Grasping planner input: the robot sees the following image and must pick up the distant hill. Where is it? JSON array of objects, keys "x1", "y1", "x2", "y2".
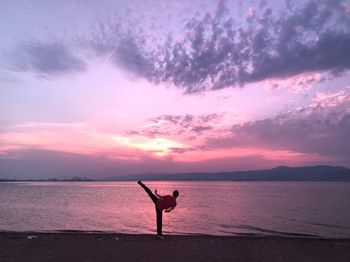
[{"x1": 102, "y1": 165, "x2": 350, "y2": 181}]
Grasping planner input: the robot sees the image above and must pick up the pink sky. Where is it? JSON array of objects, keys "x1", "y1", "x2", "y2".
[{"x1": 1, "y1": 0, "x2": 350, "y2": 179}]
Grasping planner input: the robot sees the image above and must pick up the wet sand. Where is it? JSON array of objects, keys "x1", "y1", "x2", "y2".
[{"x1": 0, "y1": 232, "x2": 349, "y2": 262}]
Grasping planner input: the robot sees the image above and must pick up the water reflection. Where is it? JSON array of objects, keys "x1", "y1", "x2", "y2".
[{"x1": 0, "y1": 181, "x2": 349, "y2": 237}]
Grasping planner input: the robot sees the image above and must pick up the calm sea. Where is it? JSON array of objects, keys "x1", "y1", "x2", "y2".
[{"x1": 0, "y1": 181, "x2": 349, "y2": 237}]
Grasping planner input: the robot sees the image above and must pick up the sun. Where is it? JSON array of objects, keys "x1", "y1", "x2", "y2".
[{"x1": 113, "y1": 136, "x2": 185, "y2": 157}]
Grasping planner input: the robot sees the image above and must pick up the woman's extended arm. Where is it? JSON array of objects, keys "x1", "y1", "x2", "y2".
[{"x1": 155, "y1": 189, "x2": 163, "y2": 198}]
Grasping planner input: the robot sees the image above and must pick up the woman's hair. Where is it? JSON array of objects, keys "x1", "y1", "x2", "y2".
[{"x1": 173, "y1": 190, "x2": 179, "y2": 198}]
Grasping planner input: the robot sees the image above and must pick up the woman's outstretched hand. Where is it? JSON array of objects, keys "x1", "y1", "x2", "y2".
[{"x1": 155, "y1": 189, "x2": 162, "y2": 198}]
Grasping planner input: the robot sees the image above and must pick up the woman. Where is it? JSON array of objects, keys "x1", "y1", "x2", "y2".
[{"x1": 138, "y1": 180, "x2": 179, "y2": 237}]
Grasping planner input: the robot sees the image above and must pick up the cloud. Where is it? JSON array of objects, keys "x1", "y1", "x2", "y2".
[
  {"x1": 11, "y1": 41, "x2": 86, "y2": 75},
  {"x1": 110, "y1": 36, "x2": 155, "y2": 78},
  {"x1": 87, "y1": 21, "x2": 157, "y2": 79},
  {"x1": 128, "y1": 114, "x2": 223, "y2": 139},
  {"x1": 5, "y1": 0, "x2": 350, "y2": 90},
  {"x1": 151, "y1": 0, "x2": 350, "y2": 92},
  {"x1": 0, "y1": 121, "x2": 151, "y2": 159},
  {"x1": 168, "y1": 147, "x2": 197, "y2": 154},
  {"x1": 0, "y1": 121, "x2": 194, "y2": 159},
  {"x1": 263, "y1": 72, "x2": 324, "y2": 93},
  {"x1": 311, "y1": 90, "x2": 350, "y2": 108},
  {"x1": 245, "y1": 6, "x2": 255, "y2": 18},
  {"x1": 203, "y1": 90, "x2": 350, "y2": 157}
]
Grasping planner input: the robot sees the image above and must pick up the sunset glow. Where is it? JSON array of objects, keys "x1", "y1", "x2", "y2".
[{"x1": 1, "y1": 0, "x2": 350, "y2": 179}]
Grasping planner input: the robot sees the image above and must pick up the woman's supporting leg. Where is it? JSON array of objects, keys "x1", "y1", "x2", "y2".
[
  {"x1": 156, "y1": 208, "x2": 163, "y2": 236},
  {"x1": 138, "y1": 181, "x2": 158, "y2": 204}
]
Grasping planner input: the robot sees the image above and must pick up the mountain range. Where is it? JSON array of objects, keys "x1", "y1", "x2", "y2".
[{"x1": 102, "y1": 165, "x2": 350, "y2": 181}]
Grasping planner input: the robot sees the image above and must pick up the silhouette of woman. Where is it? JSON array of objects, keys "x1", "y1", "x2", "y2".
[{"x1": 138, "y1": 181, "x2": 179, "y2": 236}]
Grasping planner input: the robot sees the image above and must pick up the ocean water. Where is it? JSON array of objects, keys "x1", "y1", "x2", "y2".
[{"x1": 0, "y1": 181, "x2": 349, "y2": 237}]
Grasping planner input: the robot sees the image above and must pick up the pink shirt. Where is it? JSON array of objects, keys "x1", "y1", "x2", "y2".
[{"x1": 156, "y1": 195, "x2": 177, "y2": 210}]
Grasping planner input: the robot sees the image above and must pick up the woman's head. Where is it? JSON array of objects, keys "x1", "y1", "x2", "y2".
[{"x1": 173, "y1": 190, "x2": 179, "y2": 198}]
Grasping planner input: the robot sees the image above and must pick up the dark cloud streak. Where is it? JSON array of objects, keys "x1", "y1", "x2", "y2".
[
  {"x1": 11, "y1": 41, "x2": 86, "y2": 75},
  {"x1": 88, "y1": 21, "x2": 157, "y2": 79}
]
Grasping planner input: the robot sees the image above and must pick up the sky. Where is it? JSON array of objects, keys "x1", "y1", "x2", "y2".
[{"x1": 1, "y1": 0, "x2": 350, "y2": 179}]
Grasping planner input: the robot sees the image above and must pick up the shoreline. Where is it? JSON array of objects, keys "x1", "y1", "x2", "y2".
[
  {"x1": 0, "y1": 229, "x2": 343, "y2": 239},
  {"x1": 1, "y1": 231, "x2": 349, "y2": 262},
  {"x1": 1, "y1": 229, "x2": 349, "y2": 239}
]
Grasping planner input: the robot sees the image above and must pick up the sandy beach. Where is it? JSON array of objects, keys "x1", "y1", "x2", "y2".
[{"x1": 0, "y1": 232, "x2": 349, "y2": 262}]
